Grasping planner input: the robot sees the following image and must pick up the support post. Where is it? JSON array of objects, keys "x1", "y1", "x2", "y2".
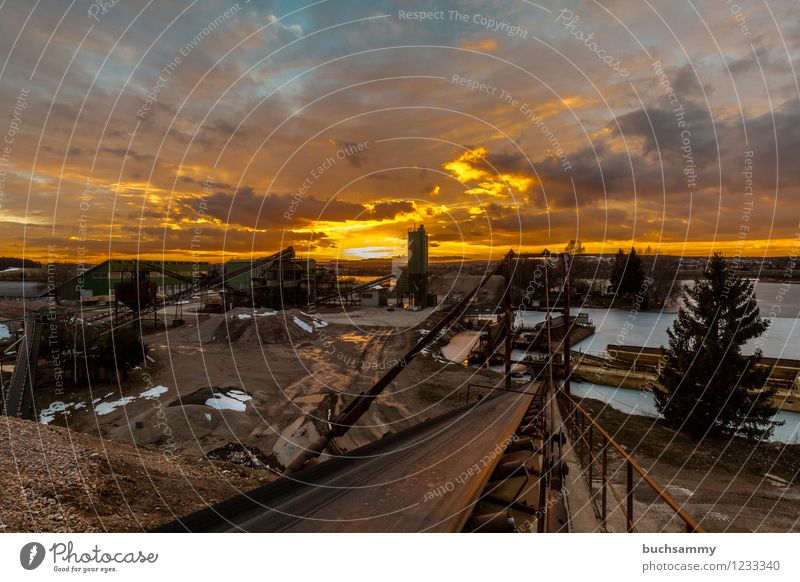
[
  {"x1": 626, "y1": 461, "x2": 634, "y2": 532},
  {"x1": 562, "y1": 253, "x2": 571, "y2": 396},
  {"x1": 602, "y1": 443, "x2": 608, "y2": 527},
  {"x1": 503, "y1": 255, "x2": 513, "y2": 391},
  {"x1": 588, "y1": 424, "x2": 594, "y2": 490}
]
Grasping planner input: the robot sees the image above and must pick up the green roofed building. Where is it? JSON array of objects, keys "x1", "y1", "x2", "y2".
[{"x1": 54, "y1": 259, "x2": 209, "y2": 302}]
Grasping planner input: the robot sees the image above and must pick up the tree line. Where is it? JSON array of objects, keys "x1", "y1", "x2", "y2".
[{"x1": 510, "y1": 243, "x2": 780, "y2": 441}]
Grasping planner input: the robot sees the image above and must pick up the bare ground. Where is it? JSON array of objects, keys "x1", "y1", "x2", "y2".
[
  {"x1": 578, "y1": 397, "x2": 800, "y2": 532},
  {"x1": 34, "y1": 306, "x2": 498, "y2": 469}
]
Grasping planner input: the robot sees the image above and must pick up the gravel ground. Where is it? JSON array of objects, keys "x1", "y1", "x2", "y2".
[
  {"x1": 0, "y1": 415, "x2": 276, "y2": 532},
  {"x1": 578, "y1": 397, "x2": 800, "y2": 532}
]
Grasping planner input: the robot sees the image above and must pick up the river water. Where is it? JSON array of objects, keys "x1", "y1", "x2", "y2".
[
  {"x1": 570, "y1": 381, "x2": 800, "y2": 444},
  {"x1": 513, "y1": 281, "x2": 800, "y2": 443},
  {"x1": 517, "y1": 281, "x2": 800, "y2": 360}
]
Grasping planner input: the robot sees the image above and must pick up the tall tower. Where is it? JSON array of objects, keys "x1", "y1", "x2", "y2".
[{"x1": 407, "y1": 224, "x2": 428, "y2": 308}]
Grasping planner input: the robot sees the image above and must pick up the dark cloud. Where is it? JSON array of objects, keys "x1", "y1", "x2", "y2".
[
  {"x1": 2, "y1": 0, "x2": 799, "y2": 260},
  {"x1": 197, "y1": 187, "x2": 413, "y2": 228},
  {"x1": 367, "y1": 200, "x2": 414, "y2": 220}
]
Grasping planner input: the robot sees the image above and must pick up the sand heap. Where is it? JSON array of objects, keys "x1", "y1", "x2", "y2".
[
  {"x1": 208, "y1": 308, "x2": 329, "y2": 345},
  {"x1": 0, "y1": 415, "x2": 273, "y2": 532}
]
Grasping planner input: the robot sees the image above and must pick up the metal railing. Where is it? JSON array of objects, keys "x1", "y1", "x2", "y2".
[{"x1": 558, "y1": 391, "x2": 703, "y2": 533}]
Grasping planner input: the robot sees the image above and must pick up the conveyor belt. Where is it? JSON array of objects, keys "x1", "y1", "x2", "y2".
[
  {"x1": 154, "y1": 390, "x2": 533, "y2": 533},
  {"x1": 3, "y1": 313, "x2": 41, "y2": 419}
]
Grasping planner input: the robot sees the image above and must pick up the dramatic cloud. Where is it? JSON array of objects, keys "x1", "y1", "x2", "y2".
[{"x1": 1, "y1": 0, "x2": 798, "y2": 261}]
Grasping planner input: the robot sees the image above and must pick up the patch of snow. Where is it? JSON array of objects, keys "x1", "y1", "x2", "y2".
[
  {"x1": 139, "y1": 385, "x2": 169, "y2": 399},
  {"x1": 204, "y1": 413, "x2": 212, "y2": 421},
  {"x1": 205, "y1": 393, "x2": 248, "y2": 412},
  {"x1": 39, "y1": 401, "x2": 73, "y2": 425},
  {"x1": 256, "y1": 309, "x2": 277, "y2": 317},
  {"x1": 237, "y1": 313, "x2": 252, "y2": 320},
  {"x1": 292, "y1": 316, "x2": 314, "y2": 333},
  {"x1": 300, "y1": 311, "x2": 328, "y2": 329},
  {"x1": 92, "y1": 398, "x2": 101, "y2": 404},
  {"x1": 0, "y1": 324, "x2": 10, "y2": 340},
  {"x1": 104, "y1": 392, "x2": 114, "y2": 398},
  {"x1": 226, "y1": 389, "x2": 252, "y2": 402},
  {"x1": 666, "y1": 485, "x2": 695, "y2": 498},
  {"x1": 95, "y1": 396, "x2": 135, "y2": 416}
]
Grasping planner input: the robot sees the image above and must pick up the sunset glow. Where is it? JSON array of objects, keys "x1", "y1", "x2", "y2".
[{"x1": 1, "y1": 1, "x2": 797, "y2": 262}]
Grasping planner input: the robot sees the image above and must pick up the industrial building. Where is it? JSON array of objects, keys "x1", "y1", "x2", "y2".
[
  {"x1": 395, "y1": 224, "x2": 430, "y2": 308},
  {"x1": 54, "y1": 259, "x2": 208, "y2": 302},
  {"x1": 224, "y1": 256, "x2": 337, "y2": 307},
  {"x1": 52, "y1": 253, "x2": 349, "y2": 310},
  {"x1": 359, "y1": 285, "x2": 388, "y2": 307}
]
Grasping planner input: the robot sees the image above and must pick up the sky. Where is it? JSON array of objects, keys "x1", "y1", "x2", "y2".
[{"x1": 0, "y1": 0, "x2": 799, "y2": 263}]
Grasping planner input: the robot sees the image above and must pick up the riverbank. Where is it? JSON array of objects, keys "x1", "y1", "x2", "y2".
[
  {"x1": 570, "y1": 380, "x2": 800, "y2": 443},
  {"x1": 570, "y1": 356, "x2": 800, "y2": 414},
  {"x1": 576, "y1": 396, "x2": 800, "y2": 532}
]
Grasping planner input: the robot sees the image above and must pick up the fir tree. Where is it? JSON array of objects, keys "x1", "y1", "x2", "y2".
[
  {"x1": 609, "y1": 247, "x2": 648, "y2": 307},
  {"x1": 622, "y1": 247, "x2": 647, "y2": 304},
  {"x1": 610, "y1": 249, "x2": 626, "y2": 295},
  {"x1": 655, "y1": 253, "x2": 779, "y2": 439}
]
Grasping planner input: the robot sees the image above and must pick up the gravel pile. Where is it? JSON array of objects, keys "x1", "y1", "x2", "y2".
[{"x1": 0, "y1": 415, "x2": 275, "y2": 532}]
